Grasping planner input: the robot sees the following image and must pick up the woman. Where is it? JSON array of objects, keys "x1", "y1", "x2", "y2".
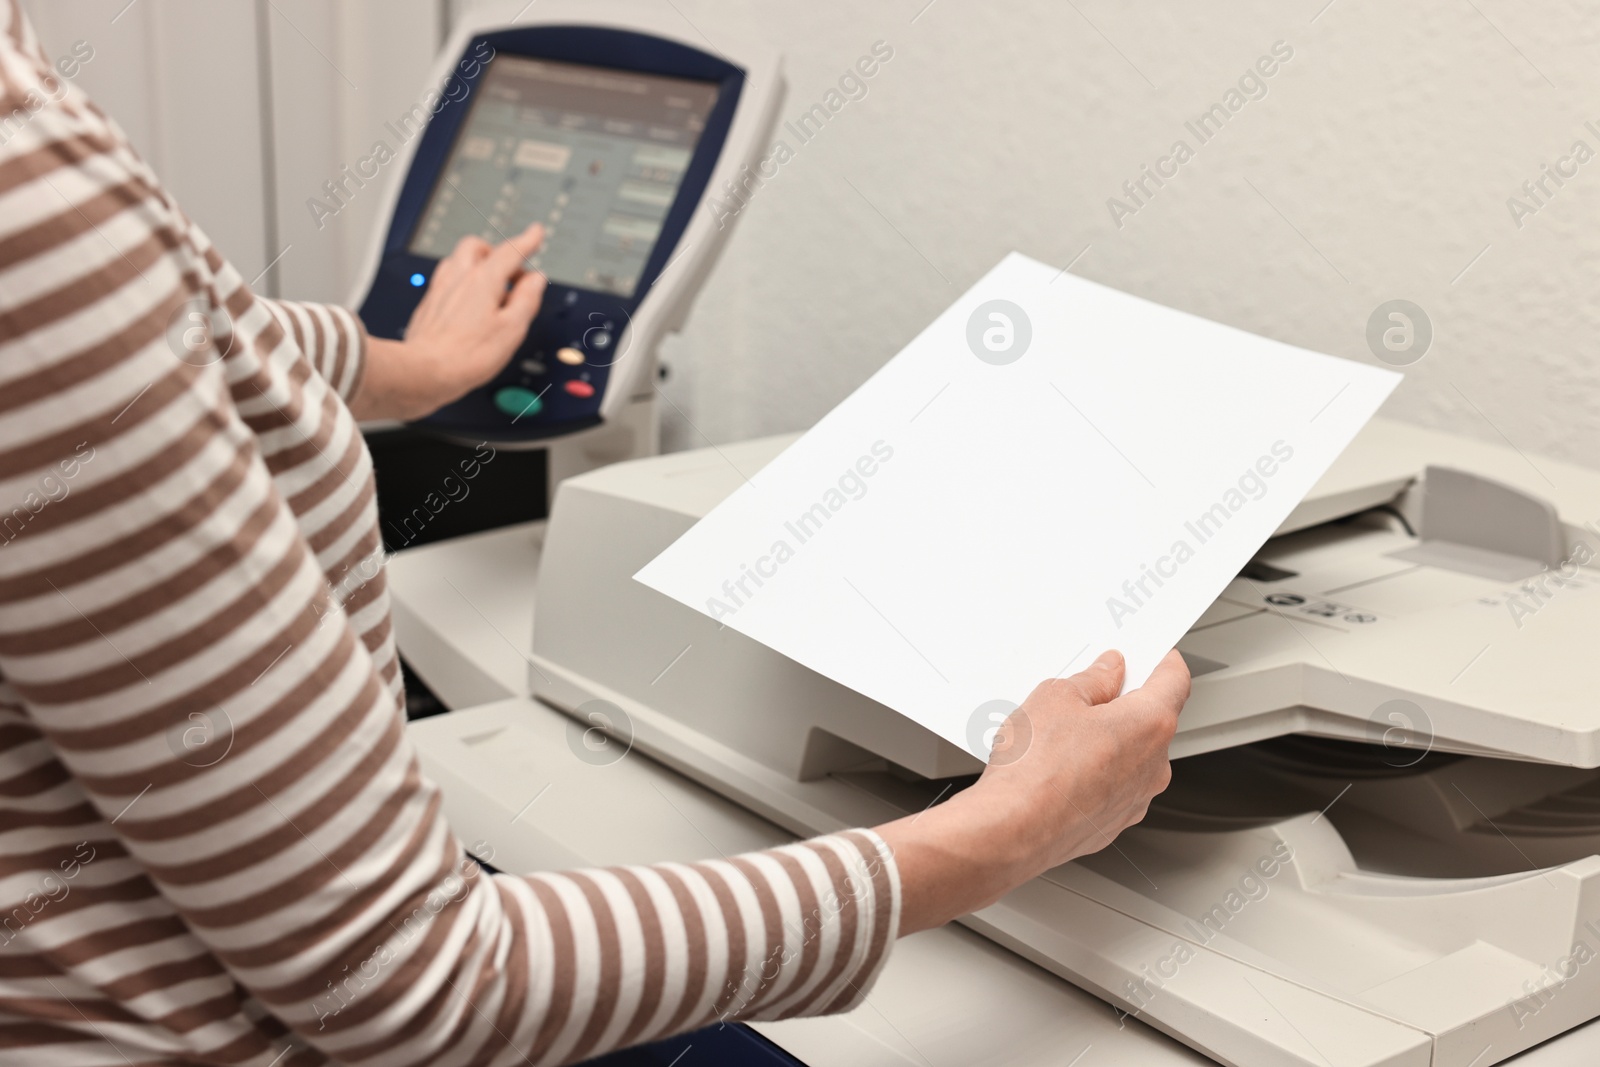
[{"x1": 0, "y1": 5, "x2": 1188, "y2": 1065}]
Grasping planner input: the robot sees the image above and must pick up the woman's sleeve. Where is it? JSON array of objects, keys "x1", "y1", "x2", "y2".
[
  {"x1": 0, "y1": 10, "x2": 900, "y2": 1067},
  {"x1": 254, "y1": 298, "x2": 368, "y2": 406},
  {"x1": 0, "y1": 284, "x2": 901, "y2": 1064}
]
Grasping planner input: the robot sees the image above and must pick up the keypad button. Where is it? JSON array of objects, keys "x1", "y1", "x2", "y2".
[
  {"x1": 556, "y1": 347, "x2": 585, "y2": 366},
  {"x1": 563, "y1": 380, "x2": 596, "y2": 399},
  {"x1": 493, "y1": 386, "x2": 543, "y2": 418}
]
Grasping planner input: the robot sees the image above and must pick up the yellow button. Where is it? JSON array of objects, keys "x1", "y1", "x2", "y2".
[{"x1": 557, "y1": 346, "x2": 586, "y2": 366}]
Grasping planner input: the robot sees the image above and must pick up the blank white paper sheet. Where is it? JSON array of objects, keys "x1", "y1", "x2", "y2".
[{"x1": 635, "y1": 252, "x2": 1401, "y2": 758}]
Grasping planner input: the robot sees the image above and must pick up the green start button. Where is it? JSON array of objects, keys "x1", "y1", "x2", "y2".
[{"x1": 493, "y1": 386, "x2": 543, "y2": 418}]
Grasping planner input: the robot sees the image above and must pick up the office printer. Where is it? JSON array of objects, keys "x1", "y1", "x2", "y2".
[{"x1": 465, "y1": 415, "x2": 1597, "y2": 1067}]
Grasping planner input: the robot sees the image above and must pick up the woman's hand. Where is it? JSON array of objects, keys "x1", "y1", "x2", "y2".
[
  {"x1": 351, "y1": 223, "x2": 548, "y2": 422},
  {"x1": 877, "y1": 649, "x2": 1190, "y2": 935}
]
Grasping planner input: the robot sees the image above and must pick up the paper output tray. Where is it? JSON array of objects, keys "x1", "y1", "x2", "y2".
[{"x1": 534, "y1": 649, "x2": 1600, "y2": 1066}]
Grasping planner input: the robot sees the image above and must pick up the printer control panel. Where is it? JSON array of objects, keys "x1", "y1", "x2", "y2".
[
  {"x1": 360, "y1": 271, "x2": 630, "y2": 435},
  {"x1": 358, "y1": 30, "x2": 745, "y2": 441}
]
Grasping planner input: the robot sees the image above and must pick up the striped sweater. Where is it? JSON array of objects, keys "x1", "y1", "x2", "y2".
[{"x1": 0, "y1": 6, "x2": 900, "y2": 1065}]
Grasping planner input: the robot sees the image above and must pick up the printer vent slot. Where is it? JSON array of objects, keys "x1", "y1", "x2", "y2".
[
  {"x1": 1251, "y1": 735, "x2": 1466, "y2": 779},
  {"x1": 1237, "y1": 559, "x2": 1298, "y2": 583},
  {"x1": 830, "y1": 767, "x2": 978, "y2": 818}
]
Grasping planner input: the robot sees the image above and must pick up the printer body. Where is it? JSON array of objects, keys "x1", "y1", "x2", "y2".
[{"x1": 526, "y1": 416, "x2": 1600, "y2": 1067}]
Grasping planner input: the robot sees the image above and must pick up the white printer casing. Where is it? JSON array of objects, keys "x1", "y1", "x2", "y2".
[{"x1": 520, "y1": 416, "x2": 1600, "y2": 1067}]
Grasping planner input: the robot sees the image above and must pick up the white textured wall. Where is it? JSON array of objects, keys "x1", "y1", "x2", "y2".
[
  {"x1": 25, "y1": 0, "x2": 1600, "y2": 471},
  {"x1": 635, "y1": 0, "x2": 1600, "y2": 471}
]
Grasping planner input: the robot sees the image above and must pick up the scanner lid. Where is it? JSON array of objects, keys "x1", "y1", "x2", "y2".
[
  {"x1": 576, "y1": 416, "x2": 1600, "y2": 768},
  {"x1": 1169, "y1": 419, "x2": 1600, "y2": 767}
]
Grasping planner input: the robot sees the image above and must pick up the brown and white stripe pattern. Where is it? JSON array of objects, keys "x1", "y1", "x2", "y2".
[{"x1": 0, "y1": 4, "x2": 900, "y2": 1064}]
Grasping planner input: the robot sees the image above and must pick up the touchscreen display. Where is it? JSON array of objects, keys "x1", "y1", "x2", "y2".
[{"x1": 410, "y1": 55, "x2": 720, "y2": 298}]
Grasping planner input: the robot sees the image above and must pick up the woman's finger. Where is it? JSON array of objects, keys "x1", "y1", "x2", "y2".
[
  {"x1": 500, "y1": 269, "x2": 548, "y2": 329},
  {"x1": 486, "y1": 222, "x2": 545, "y2": 283},
  {"x1": 1051, "y1": 649, "x2": 1125, "y2": 708},
  {"x1": 1135, "y1": 649, "x2": 1192, "y2": 717}
]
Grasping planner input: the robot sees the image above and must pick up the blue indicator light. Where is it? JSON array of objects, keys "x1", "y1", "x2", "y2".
[{"x1": 409, "y1": 273, "x2": 426, "y2": 288}]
